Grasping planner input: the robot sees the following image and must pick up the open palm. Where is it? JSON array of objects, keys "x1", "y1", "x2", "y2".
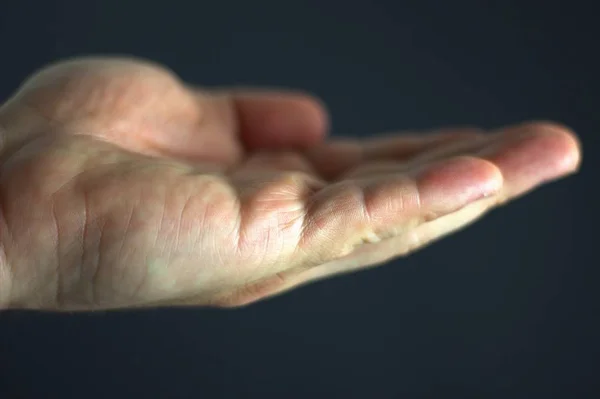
[{"x1": 0, "y1": 57, "x2": 580, "y2": 310}]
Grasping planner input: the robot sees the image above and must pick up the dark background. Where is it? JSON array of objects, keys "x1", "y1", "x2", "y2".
[{"x1": 0, "y1": 0, "x2": 597, "y2": 398}]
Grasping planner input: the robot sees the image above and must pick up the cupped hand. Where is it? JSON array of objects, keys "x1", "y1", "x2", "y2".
[{"x1": 0, "y1": 57, "x2": 581, "y2": 310}]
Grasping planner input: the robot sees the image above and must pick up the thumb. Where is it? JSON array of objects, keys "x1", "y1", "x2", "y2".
[{"x1": 201, "y1": 88, "x2": 330, "y2": 151}]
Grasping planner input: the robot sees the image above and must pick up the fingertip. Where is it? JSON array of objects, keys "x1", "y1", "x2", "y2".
[
  {"x1": 485, "y1": 121, "x2": 582, "y2": 197},
  {"x1": 502, "y1": 121, "x2": 581, "y2": 172},
  {"x1": 530, "y1": 121, "x2": 582, "y2": 174}
]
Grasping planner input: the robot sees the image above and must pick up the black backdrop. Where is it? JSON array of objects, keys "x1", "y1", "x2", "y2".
[{"x1": 0, "y1": 1, "x2": 598, "y2": 398}]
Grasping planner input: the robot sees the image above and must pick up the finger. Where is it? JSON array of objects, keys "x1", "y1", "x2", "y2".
[
  {"x1": 475, "y1": 122, "x2": 581, "y2": 198},
  {"x1": 400, "y1": 121, "x2": 579, "y2": 174},
  {"x1": 405, "y1": 122, "x2": 580, "y2": 198},
  {"x1": 299, "y1": 156, "x2": 503, "y2": 266},
  {"x1": 288, "y1": 124, "x2": 581, "y2": 284},
  {"x1": 362, "y1": 127, "x2": 484, "y2": 159},
  {"x1": 345, "y1": 122, "x2": 580, "y2": 185},
  {"x1": 124, "y1": 87, "x2": 329, "y2": 165},
  {"x1": 306, "y1": 127, "x2": 485, "y2": 179},
  {"x1": 271, "y1": 197, "x2": 495, "y2": 294},
  {"x1": 199, "y1": 88, "x2": 330, "y2": 151}
]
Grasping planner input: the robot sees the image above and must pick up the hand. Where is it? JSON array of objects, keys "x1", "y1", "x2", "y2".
[{"x1": 0, "y1": 57, "x2": 581, "y2": 311}]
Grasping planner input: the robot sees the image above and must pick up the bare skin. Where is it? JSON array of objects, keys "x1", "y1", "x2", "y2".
[{"x1": 0, "y1": 57, "x2": 581, "y2": 311}]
